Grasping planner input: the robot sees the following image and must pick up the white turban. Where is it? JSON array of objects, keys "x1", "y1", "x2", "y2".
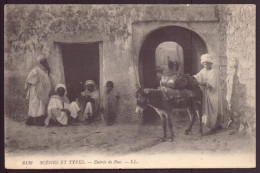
[
  {"x1": 37, "y1": 55, "x2": 46, "y2": 63},
  {"x1": 201, "y1": 54, "x2": 214, "y2": 64},
  {"x1": 55, "y1": 83, "x2": 67, "y2": 93},
  {"x1": 85, "y1": 80, "x2": 95, "y2": 86}
]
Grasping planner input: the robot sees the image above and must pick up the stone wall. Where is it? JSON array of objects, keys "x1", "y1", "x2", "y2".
[
  {"x1": 218, "y1": 5, "x2": 256, "y2": 135},
  {"x1": 4, "y1": 5, "x2": 255, "y2": 128}
]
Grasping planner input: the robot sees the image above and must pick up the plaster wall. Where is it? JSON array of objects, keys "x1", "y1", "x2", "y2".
[
  {"x1": 218, "y1": 5, "x2": 256, "y2": 135},
  {"x1": 4, "y1": 5, "x2": 255, "y2": 129}
]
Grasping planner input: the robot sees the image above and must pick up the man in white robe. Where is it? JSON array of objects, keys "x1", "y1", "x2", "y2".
[
  {"x1": 78, "y1": 80, "x2": 99, "y2": 123},
  {"x1": 45, "y1": 84, "x2": 80, "y2": 126},
  {"x1": 194, "y1": 54, "x2": 223, "y2": 134},
  {"x1": 24, "y1": 56, "x2": 51, "y2": 125}
]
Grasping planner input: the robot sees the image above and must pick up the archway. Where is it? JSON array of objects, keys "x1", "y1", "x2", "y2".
[{"x1": 138, "y1": 26, "x2": 208, "y2": 88}]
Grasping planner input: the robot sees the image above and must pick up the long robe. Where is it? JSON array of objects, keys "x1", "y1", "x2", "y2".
[
  {"x1": 81, "y1": 89, "x2": 99, "y2": 108},
  {"x1": 47, "y1": 95, "x2": 80, "y2": 125},
  {"x1": 101, "y1": 89, "x2": 119, "y2": 119},
  {"x1": 194, "y1": 68, "x2": 223, "y2": 127},
  {"x1": 78, "y1": 89, "x2": 99, "y2": 121},
  {"x1": 25, "y1": 65, "x2": 51, "y2": 117}
]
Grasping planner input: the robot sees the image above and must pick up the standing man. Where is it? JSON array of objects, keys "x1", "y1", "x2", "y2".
[
  {"x1": 194, "y1": 54, "x2": 223, "y2": 135},
  {"x1": 24, "y1": 56, "x2": 51, "y2": 126}
]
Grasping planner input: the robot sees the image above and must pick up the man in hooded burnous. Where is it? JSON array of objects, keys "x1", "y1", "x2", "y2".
[
  {"x1": 194, "y1": 54, "x2": 223, "y2": 135},
  {"x1": 44, "y1": 84, "x2": 80, "y2": 126},
  {"x1": 24, "y1": 56, "x2": 51, "y2": 126},
  {"x1": 77, "y1": 80, "x2": 100, "y2": 123}
]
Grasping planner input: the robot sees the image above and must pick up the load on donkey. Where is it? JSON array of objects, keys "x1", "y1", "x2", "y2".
[{"x1": 135, "y1": 58, "x2": 203, "y2": 142}]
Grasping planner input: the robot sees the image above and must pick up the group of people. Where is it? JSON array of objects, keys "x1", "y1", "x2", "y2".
[
  {"x1": 25, "y1": 53, "x2": 223, "y2": 134},
  {"x1": 25, "y1": 56, "x2": 119, "y2": 127}
]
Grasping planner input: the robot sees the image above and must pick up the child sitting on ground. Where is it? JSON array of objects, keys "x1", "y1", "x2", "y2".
[{"x1": 101, "y1": 81, "x2": 119, "y2": 126}]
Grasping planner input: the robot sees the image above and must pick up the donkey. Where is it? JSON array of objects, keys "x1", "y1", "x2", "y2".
[{"x1": 135, "y1": 74, "x2": 203, "y2": 142}]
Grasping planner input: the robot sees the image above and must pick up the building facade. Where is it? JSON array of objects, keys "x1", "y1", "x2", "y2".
[{"x1": 4, "y1": 5, "x2": 255, "y2": 134}]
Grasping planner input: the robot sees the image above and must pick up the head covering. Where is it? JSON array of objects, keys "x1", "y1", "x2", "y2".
[
  {"x1": 55, "y1": 83, "x2": 67, "y2": 93},
  {"x1": 85, "y1": 80, "x2": 95, "y2": 86},
  {"x1": 53, "y1": 83, "x2": 69, "y2": 103},
  {"x1": 106, "y1": 81, "x2": 114, "y2": 87},
  {"x1": 37, "y1": 55, "x2": 46, "y2": 63},
  {"x1": 201, "y1": 54, "x2": 214, "y2": 64}
]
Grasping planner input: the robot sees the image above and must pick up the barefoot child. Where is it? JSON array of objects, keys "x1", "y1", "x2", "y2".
[{"x1": 101, "y1": 81, "x2": 119, "y2": 126}]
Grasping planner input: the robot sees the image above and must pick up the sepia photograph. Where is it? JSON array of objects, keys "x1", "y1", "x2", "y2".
[{"x1": 4, "y1": 4, "x2": 256, "y2": 169}]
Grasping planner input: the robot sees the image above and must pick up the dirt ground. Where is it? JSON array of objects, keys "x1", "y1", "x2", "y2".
[{"x1": 5, "y1": 114, "x2": 255, "y2": 157}]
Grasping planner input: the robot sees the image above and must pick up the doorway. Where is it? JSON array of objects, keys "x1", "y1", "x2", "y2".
[
  {"x1": 60, "y1": 43, "x2": 100, "y2": 102},
  {"x1": 138, "y1": 26, "x2": 208, "y2": 88}
]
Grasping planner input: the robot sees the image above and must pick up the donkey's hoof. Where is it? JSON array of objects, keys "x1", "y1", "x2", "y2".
[
  {"x1": 161, "y1": 138, "x2": 167, "y2": 142},
  {"x1": 185, "y1": 130, "x2": 190, "y2": 135}
]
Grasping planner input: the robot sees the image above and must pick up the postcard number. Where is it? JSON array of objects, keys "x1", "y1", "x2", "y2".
[{"x1": 22, "y1": 161, "x2": 33, "y2": 165}]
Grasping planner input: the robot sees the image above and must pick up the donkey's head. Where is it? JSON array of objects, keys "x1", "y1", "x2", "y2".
[{"x1": 135, "y1": 84, "x2": 149, "y2": 115}]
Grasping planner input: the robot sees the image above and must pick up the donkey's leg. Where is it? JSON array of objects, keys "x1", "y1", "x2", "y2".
[
  {"x1": 167, "y1": 112, "x2": 174, "y2": 142},
  {"x1": 185, "y1": 107, "x2": 195, "y2": 135},
  {"x1": 161, "y1": 113, "x2": 167, "y2": 142},
  {"x1": 195, "y1": 109, "x2": 203, "y2": 135},
  {"x1": 156, "y1": 109, "x2": 167, "y2": 142}
]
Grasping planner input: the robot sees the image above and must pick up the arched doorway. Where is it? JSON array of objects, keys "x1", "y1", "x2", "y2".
[{"x1": 138, "y1": 26, "x2": 208, "y2": 88}]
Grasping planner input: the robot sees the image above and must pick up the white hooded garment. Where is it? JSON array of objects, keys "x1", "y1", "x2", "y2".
[
  {"x1": 47, "y1": 84, "x2": 80, "y2": 125},
  {"x1": 194, "y1": 54, "x2": 223, "y2": 128},
  {"x1": 25, "y1": 64, "x2": 51, "y2": 117}
]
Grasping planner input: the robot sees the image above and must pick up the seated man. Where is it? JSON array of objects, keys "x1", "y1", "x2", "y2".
[
  {"x1": 44, "y1": 84, "x2": 80, "y2": 126},
  {"x1": 76, "y1": 80, "x2": 99, "y2": 123}
]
